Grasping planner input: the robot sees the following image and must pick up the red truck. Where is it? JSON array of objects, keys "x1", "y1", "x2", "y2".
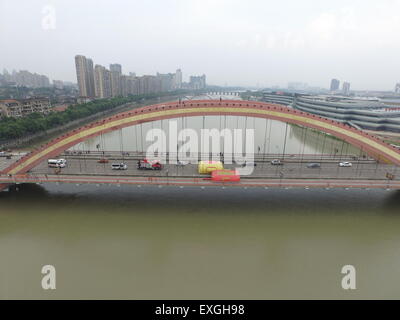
[{"x1": 137, "y1": 159, "x2": 162, "y2": 170}]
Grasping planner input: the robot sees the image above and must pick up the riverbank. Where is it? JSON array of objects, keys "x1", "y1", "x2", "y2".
[{"x1": 1, "y1": 92, "x2": 193, "y2": 152}]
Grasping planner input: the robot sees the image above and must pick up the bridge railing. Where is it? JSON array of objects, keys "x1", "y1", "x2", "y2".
[{"x1": 59, "y1": 151, "x2": 376, "y2": 163}]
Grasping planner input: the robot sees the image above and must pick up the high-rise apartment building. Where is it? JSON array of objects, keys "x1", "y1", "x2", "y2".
[
  {"x1": 94, "y1": 65, "x2": 112, "y2": 98},
  {"x1": 75, "y1": 55, "x2": 95, "y2": 97},
  {"x1": 174, "y1": 69, "x2": 182, "y2": 89},
  {"x1": 120, "y1": 75, "x2": 129, "y2": 97},
  {"x1": 157, "y1": 73, "x2": 174, "y2": 92},
  {"x1": 342, "y1": 82, "x2": 351, "y2": 96},
  {"x1": 103, "y1": 69, "x2": 112, "y2": 98},
  {"x1": 86, "y1": 58, "x2": 95, "y2": 97},
  {"x1": 109, "y1": 64, "x2": 122, "y2": 97},
  {"x1": 110, "y1": 71, "x2": 121, "y2": 97},
  {"x1": 330, "y1": 79, "x2": 340, "y2": 92},
  {"x1": 75, "y1": 55, "x2": 88, "y2": 97},
  {"x1": 127, "y1": 76, "x2": 139, "y2": 95},
  {"x1": 110, "y1": 64, "x2": 122, "y2": 74}
]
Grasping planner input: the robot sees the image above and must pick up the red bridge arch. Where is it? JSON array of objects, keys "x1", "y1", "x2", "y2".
[{"x1": 3, "y1": 99, "x2": 400, "y2": 176}]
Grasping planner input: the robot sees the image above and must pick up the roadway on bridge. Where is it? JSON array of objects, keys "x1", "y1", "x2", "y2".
[{"x1": 27, "y1": 155, "x2": 398, "y2": 181}]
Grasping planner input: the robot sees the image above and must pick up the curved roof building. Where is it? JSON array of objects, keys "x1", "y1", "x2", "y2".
[{"x1": 262, "y1": 92, "x2": 400, "y2": 133}]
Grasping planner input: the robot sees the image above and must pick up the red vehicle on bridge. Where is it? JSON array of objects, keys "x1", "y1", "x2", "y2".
[{"x1": 137, "y1": 159, "x2": 162, "y2": 171}]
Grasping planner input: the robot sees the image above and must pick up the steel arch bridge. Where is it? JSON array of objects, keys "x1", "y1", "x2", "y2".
[{"x1": 1, "y1": 100, "x2": 400, "y2": 190}]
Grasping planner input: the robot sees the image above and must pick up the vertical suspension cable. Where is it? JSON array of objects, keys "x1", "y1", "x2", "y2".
[
  {"x1": 135, "y1": 124, "x2": 138, "y2": 155},
  {"x1": 282, "y1": 122, "x2": 288, "y2": 160},
  {"x1": 262, "y1": 118, "x2": 268, "y2": 169},
  {"x1": 119, "y1": 128, "x2": 123, "y2": 161},
  {"x1": 320, "y1": 132, "x2": 327, "y2": 162},
  {"x1": 140, "y1": 123, "x2": 144, "y2": 155},
  {"x1": 267, "y1": 119, "x2": 272, "y2": 156}
]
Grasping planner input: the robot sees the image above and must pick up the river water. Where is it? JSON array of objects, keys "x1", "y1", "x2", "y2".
[
  {"x1": 71, "y1": 116, "x2": 363, "y2": 158},
  {"x1": 1, "y1": 184, "x2": 400, "y2": 299},
  {"x1": 1, "y1": 98, "x2": 400, "y2": 299}
]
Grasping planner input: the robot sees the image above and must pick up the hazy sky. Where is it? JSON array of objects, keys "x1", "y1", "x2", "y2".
[{"x1": 1, "y1": 0, "x2": 399, "y2": 90}]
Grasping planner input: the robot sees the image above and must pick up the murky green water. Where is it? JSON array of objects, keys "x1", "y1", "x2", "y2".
[
  {"x1": 72, "y1": 117, "x2": 363, "y2": 158},
  {"x1": 1, "y1": 184, "x2": 400, "y2": 299}
]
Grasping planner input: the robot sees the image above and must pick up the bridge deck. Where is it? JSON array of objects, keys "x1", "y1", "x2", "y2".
[
  {"x1": 27, "y1": 157, "x2": 399, "y2": 181},
  {"x1": 1, "y1": 155, "x2": 399, "y2": 190},
  {"x1": 0, "y1": 174, "x2": 399, "y2": 190}
]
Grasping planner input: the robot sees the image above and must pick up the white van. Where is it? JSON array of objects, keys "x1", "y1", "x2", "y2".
[{"x1": 48, "y1": 159, "x2": 66, "y2": 168}]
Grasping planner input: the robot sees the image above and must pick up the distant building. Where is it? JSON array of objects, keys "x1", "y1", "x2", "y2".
[
  {"x1": 139, "y1": 75, "x2": 161, "y2": 94},
  {"x1": 121, "y1": 75, "x2": 130, "y2": 97},
  {"x1": 262, "y1": 92, "x2": 295, "y2": 106},
  {"x1": 73, "y1": 55, "x2": 203, "y2": 98},
  {"x1": 189, "y1": 74, "x2": 206, "y2": 89},
  {"x1": 110, "y1": 71, "x2": 121, "y2": 97},
  {"x1": 0, "y1": 69, "x2": 51, "y2": 88},
  {"x1": 86, "y1": 58, "x2": 95, "y2": 97},
  {"x1": 108, "y1": 64, "x2": 122, "y2": 97},
  {"x1": 157, "y1": 72, "x2": 174, "y2": 92},
  {"x1": 94, "y1": 65, "x2": 112, "y2": 98},
  {"x1": 75, "y1": 55, "x2": 95, "y2": 97},
  {"x1": 330, "y1": 79, "x2": 340, "y2": 92},
  {"x1": 0, "y1": 98, "x2": 51, "y2": 118},
  {"x1": 174, "y1": 69, "x2": 182, "y2": 89},
  {"x1": 294, "y1": 95, "x2": 400, "y2": 133},
  {"x1": 110, "y1": 64, "x2": 122, "y2": 74},
  {"x1": 395, "y1": 83, "x2": 400, "y2": 94},
  {"x1": 288, "y1": 82, "x2": 308, "y2": 91},
  {"x1": 342, "y1": 82, "x2": 351, "y2": 96},
  {"x1": 53, "y1": 80, "x2": 64, "y2": 90}
]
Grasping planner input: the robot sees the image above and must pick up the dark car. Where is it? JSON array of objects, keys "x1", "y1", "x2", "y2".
[
  {"x1": 307, "y1": 163, "x2": 321, "y2": 169},
  {"x1": 241, "y1": 161, "x2": 257, "y2": 167}
]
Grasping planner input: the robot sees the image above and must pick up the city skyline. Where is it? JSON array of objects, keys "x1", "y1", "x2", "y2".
[
  {"x1": 2, "y1": 65, "x2": 399, "y2": 94},
  {"x1": 74, "y1": 55, "x2": 205, "y2": 98},
  {"x1": 1, "y1": 0, "x2": 400, "y2": 91}
]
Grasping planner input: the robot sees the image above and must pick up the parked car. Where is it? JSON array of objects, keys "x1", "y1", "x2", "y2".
[
  {"x1": 339, "y1": 162, "x2": 353, "y2": 167},
  {"x1": 111, "y1": 163, "x2": 127, "y2": 170},
  {"x1": 271, "y1": 159, "x2": 283, "y2": 166},
  {"x1": 176, "y1": 160, "x2": 189, "y2": 166},
  {"x1": 307, "y1": 163, "x2": 321, "y2": 169}
]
